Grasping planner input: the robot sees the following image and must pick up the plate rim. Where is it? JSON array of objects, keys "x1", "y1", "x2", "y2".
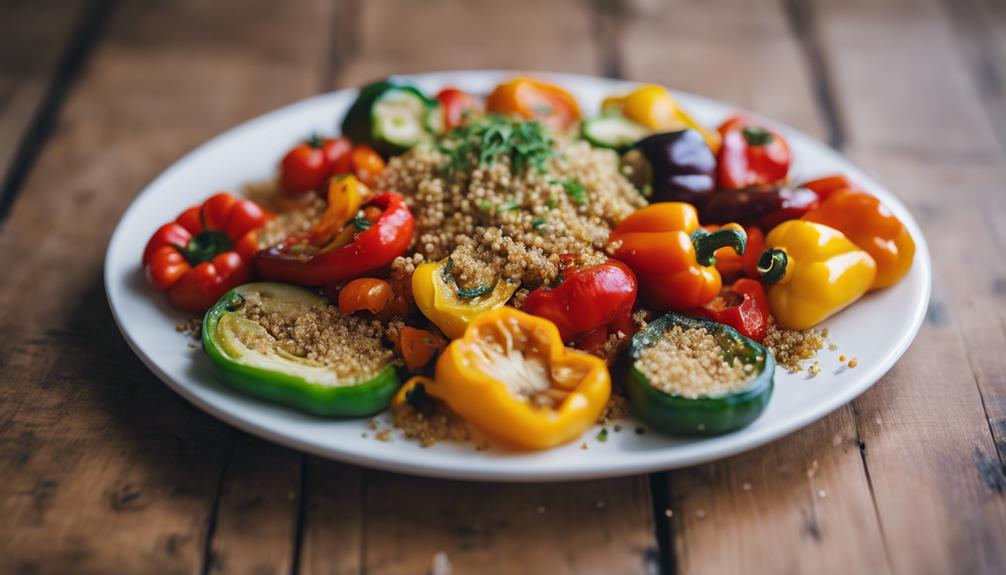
[{"x1": 104, "y1": 69, "x2": 932, "y2": 482}]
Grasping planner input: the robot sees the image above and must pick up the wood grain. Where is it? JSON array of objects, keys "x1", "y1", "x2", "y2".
[{"x1": 0, "y1": 0, "x2": 337, "y2": 572}]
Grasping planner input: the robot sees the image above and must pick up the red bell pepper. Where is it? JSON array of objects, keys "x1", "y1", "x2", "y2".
[
  {"x1": 255, "y1": 192, "x2": 414, "y2": 286},
  {"x1": 143, "y1": 193, "x2": 270, "y2": 313},
  {"x1": 717, "y1": 115, "x2": 791, "y2": 190},
  {"x1": 437, "y1": 88, "x2": 483, "y2": 130},
  {"x1": 522, "y1": 260, "x2": 638, "y2": 345},
  {"x1": 691, "y1": 278, "x2": 770, "y2": 342},
  {"x1": 798, "y1": 174, "x2": 860, "y2": 201}
]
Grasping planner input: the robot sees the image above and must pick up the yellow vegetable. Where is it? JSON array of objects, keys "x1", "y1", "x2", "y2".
[
  {"x1": 758, "y1": 221, "x2": 877, "y2": 330},
  {"x1": 603, "y1": 84, "x2": 720, "y2": 152},
  {"x1": 430, "y1": 307, "x2": 611, "y2": 449},
  {"x1": 412, "y1": 257, "x2": 519, "y2": 338}
]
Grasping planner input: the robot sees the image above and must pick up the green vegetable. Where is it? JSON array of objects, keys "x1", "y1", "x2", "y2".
[
  {"x1": 202, "y1": 283, "x2": 401, "y2": 417},
  {"x1": 563, "y1": 179, "x2": 587, "y2": 205},
  {"x1": 341, "y1": 78, "x2": 435, "y2": 156},
  {"x1": 581, "y1": 114, "x2": 650, "y2": 151},
  {"x1": 439, "y1": 114, "x2": 554, "y2": 175},
  {"x1": 622, "y1": 312, "x2": 774, "y2": 436}
]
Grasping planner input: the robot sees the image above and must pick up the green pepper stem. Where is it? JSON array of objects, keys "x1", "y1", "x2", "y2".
[
  {"x1": 757, "y1": 249, "x2": 788, "y2": 284},
  {"x1": 692, "y1": 228, "x2": 747, "y2": 267},
  {"x1": 742, "y1": 126, "x2": 775, "y2": 146}
]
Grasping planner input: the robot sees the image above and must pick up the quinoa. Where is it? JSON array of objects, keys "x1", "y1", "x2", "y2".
[
  {"x1": 377, "y1": 140, "x2": 646, "y2": 290},
  {"x1": 391, "y1": 401, "x2": 472, "y2": 447},
  {"x1": 598, "y1": 393, "x2": 633, "y2": 423},
  {"x1": 636, "y1": 325, "x2": 752, "y2": 399},
  {"x1": 763, "y1": 318, "x2": 825, "y2": 372},
  {"x1": 241, "y1": 302, "x2": 392, "y2": 380}
]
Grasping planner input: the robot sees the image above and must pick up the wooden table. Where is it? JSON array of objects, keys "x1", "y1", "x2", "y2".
[{"x1": 2, "y1": 0, "x2": 1004, "y2": 573}]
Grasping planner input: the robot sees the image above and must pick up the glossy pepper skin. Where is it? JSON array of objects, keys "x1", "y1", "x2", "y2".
[
  {"x1": 202, "y1": 283, "x2": 401, "y2": 417},
  {"x1": 691, "y1": 278, "x2": 770, "y2": 342},
  {"x1": 603, "y1": 84, "x2": 720, "y2": 152},
  {"x1": 256, "y1": 192, "x2": 414, "y2": 287},
  {"x1": 758, "y1": 220, "x2": 877, "y2": 330},
  {"x1": 143, "y1": 193, "x2": 269, "y2": 313},
  {"x1": 627, "y1": 130, "x2": 717, "y2": 210},
  {"x1": 522, "y1": 260, "x2": 637, "y2": 345},
  {"x1": 608, "y1": 202, "x2": 747, "y2": 312},
  {"x1": 412, "y1": 257, "x2": 519, "y2": 339},
  {"x1": 705, "y1": 225, "x2": 766, "y2": 281},
  {"x1": 702, "y1": 185, "x2": 820, "y2": 231},
  {"x1": 431, "y1": 307, "x2": 611, "y2": 450},
  {"x1": 623, "y1": 312, "x2": 774, "y2": 436},
  {"x1": 486, "y1": 77, "x2": 581, "y2": 132},
  {"x1": 717, "y1": 116, "x2": 791, "y2": 190},
  {"x1": 801, "y1": 178, "x2": 915, "y2": 289}
]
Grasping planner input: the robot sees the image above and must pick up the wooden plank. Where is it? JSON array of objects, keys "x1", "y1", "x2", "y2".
[
  {"x1": 299, "y1": 457, "x2": 364, "y2": 575},
  {"x1": 812, "y1": 0, "x2": 1006, "y2": 572},
  {"x1": 0, "y1": 0, "x2": 86, "y2": 204},
  {"x1": 297, "y1": 2, "x2": 662, "y2": 573},
  {"x1": 0, "y1": 0, "x2": 338, "y2": 572},
  {"x1": 360, "y1": 472, "x2": 657, "y2": 575},
  {"x1": 619, "y1": 1, "x2": 890, "y2": 572}
]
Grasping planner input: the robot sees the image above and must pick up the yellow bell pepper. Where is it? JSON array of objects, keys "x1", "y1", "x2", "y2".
[
  {"x1": 430, "y1": 307, "x2": 611, "y2": 449},
  {"x1": 309, "y1": 175, "x2": 364, "y2": 245},
  {"x1": 758, "y1": 221, "x2": 877, "y2": 330},
  {"x1": 412, "y1": 257, "x2": 519, "y2": 338},
  {"x1": 603, "y1": 84, "x2": 721, "y2": 152}
]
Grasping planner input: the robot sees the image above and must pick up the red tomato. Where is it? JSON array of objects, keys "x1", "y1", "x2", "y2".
[
  {"x1": 717, "y1": 116, "x2": 791, "y2": 190},
  {"x1": 280, "y1": 136, "x2": 353, "y2": 196},
  {"x1": 437, "y1": 88, "x2": 482, "y2": 129}
]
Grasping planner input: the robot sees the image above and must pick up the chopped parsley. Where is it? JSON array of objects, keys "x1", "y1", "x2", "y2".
[
  {"x1": 532, "y1": 217, "x2": 546, "y2": 229},
  {"x1": 497, "y1": 199, "x2": 520, "y2": 212},
  {"x1": 563, "y1": 179, "x2": 587, "y2": 205},
  {"x1": 596, "y1": 428, "x2": 609, "y2": 442},
  {"x1": 440, "y1": 114, "x2": 554, "y2": 175}
]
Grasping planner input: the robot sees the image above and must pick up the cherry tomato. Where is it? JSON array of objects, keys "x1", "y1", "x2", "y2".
[
  {"x1": 437, "y1": 88, "x2": 482, "y2": 129},
  {"x1": 280, "y1": 136, "x2": 353, "y2": 196},
  {"x1": 351, "y1": 144, "x2": 386, "y2": 187}
]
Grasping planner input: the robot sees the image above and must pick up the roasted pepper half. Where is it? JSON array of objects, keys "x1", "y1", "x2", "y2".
[
  {"x1": 256, "y1": 191, "x2": 414, "y2": 287},
  {"x1": 486, "y1": 77, "x2": 581, "y2": 132},
  {"x1": 602, "y1": 84, "x2": 720, "y2": 152},
  {"x1": 430, "y1": 307, "x2": 611, "y2": 449},
  {"x1": 522, "y1": 260, "x2": 637, "y2": 345},
  {"x1": 202, "y1": 283, "x2": 401, "y2": 416},
  {"x1": 412, "y1": 257, "x2": 519, "y2": 338},
  {"x1": 608, "y1": 202, "x2": 747, "y2": 311},
  {"x1": 758, "y1": 220, "x2": 877, "y2": 330},
  {"x1": 623, "y1": 312, "x2": 774, "y2": 436},
  {"x1": 691, "y1": 278, "x2": 771, "y2": 342},
  {"x1": 801, "y1": 177, "x2": 915, "y2": 289}
]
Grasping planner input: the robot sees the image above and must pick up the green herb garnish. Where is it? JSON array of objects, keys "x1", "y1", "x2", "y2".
[
  {"x1": 563, "y1": 179, "x2": 587, "y2": 205},
  {"x1": 440, "y1": 114, "x2": 554, "y2": 175},
  {"x1": 532, "y1": 217, "x2": 546, "y2": 229},
  {"x1": 596, "y1": 428, "x2": 609, "y2": 442},
  {"x1": 497, "y1": 200, "x2": 520, "y2": 212}
]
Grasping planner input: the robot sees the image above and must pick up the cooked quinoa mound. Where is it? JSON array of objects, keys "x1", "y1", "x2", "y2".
[
  {"x1": 243, "y1": 302, "x2": 392, "y2": 380},
  {"x1": 379, "y1": 140, "x2": 646, "y2": 290},
  {"x1": 763, "y1": 318, "x2": 825, "y2": 372},
  {"x1": 637, "y1": 326, "x2": 754, "y2": 399}
]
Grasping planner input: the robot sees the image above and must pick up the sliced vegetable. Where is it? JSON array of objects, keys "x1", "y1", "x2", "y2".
[
  {"x1": 309, "y1": 175, "x2": 364, "y2": 245},
  {"x1": 486, "y1": 77, "x2": 581, "y2": 132},
  {"x1": 624, "y1": 129, "x2": 717, "y2": 209},
  {"x1": 429, "y1": 307, "x2": 611, "y2": 449},
  {"x1": 256, "y1": 191, "x2": 414, "y2": 286},
  {"x1": 603, "y1": 84, "x2": 720, "y2": 152},
  {"x1": 758, "y1": 220, "x2": 876, "y2": 330},
  {"x1": 581, "y1": 114, "x2": 650, "y2": 151},
  {"x1": 341, "y1": 78, "x2": 434, "y2": 155},
  {"x1": 202, "y1": 283, "x2": 401, "y2": 416},
  {"x1": 801, "y1": 177, "x2": 915, "y2": 289},
  {"x1": 608, "y1": 202, "x2": 746, "y2": 312},
  {"x1": 412, "y1": 257, "x2": 519, "y2": 338},
  {"x1": 143, "y1": 193, "x2": 269, "y2": 313},
  {"x1": 623, "y1": 312, "x2": 774, "y2": 436},
  {"x1": 691, "y1": 278, "x2": 770, "y2": 342},
  {"x1": 716, "y1": 115, "x2": 791, "y2": 190},
  {"x1": 522, "y1": 260, "x2": 637, "y2": 345}
]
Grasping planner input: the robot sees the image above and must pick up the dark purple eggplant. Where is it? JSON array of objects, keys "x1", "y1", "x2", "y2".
[{"x1": 624, "y1": 129, "x2": 717, "y2": 210}]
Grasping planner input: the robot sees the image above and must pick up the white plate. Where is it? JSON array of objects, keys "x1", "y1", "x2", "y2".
[{"x1": 105, "y1": 71, "x2": 930, "y2": 482}]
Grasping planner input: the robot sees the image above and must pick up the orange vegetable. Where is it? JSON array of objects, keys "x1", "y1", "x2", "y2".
[
  {"x1": 351, "y1": 144, "x2": 385, "y2": 186},
  {"x1": 705, "y1": 224, "x2": 765, "y2": 281},
  {"x1": 486, "y1": 77, "x2": 581, "y2": 131},
  {"x1": 338, "y1": 278, "x2": 393, "y2": 315},
  {"x1": 398, "y1": 326, "x2": 447, "y2": 372}
]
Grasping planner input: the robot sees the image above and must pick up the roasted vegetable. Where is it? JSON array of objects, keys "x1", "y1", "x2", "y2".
[
  {"x1": 758, "y1": 220, "x2": 876, "y2": 329},
  {"x1": 581, "y1": 114, "x2": 650, "y2": 151},
  {"x1": 716, "y1": 115, "x2": 791, "y2": 190},
  {"x1": 280, "y1": 136, "x2": 353, "y2": 196},
  {"x1": 486, "y1": 77, "x2": 581, "y2": 132},
  {"x1": 341, "y1": 78, "x2": 435, "y2": 155},
  {"x1": 623, "y1": 312, "x2": 774, "y2": 436},
  {"x1": 624, "y1": 130, "x2": 717, "y2": 210},
  {"x1": 202, "y1": 283, "x2": 401, "y2": 416},
  {"x1": 702, "y1": 185, "x2": 820, "y2": 231},
  {"x1": 691, "y1": 278, "x2": 770, "y2": 342},
  {"x1": 412, "y1": 257, "x2": 519, "y2": 338},
  {"x1": 602, "y1": 84, "x2": 720, "y2": 151}
]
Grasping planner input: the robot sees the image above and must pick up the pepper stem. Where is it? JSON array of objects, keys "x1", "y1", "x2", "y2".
[
  {"x1": 691, "y1": 228, "x2": 747, "y2": 267},
  {"x1": 757, "y1": 249, "x2": 788, "y2": 284}
]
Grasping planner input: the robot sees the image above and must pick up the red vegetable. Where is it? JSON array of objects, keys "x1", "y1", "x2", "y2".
[
  {"x1": 717, "y1": 116, "x2": 791, "y2": 190},
  {"x1": 799, "y1": 174, "x2": 860, "y2": 201},
  {"x1": 437, "y1": 88, "x2": 483, "y2": 130},
  {"x1": 143, "y1": 193, "x2": 269, "y2": 313},
  {"x1": 522, "y1": 260, "x2": 637, "y2": 345},
  {"x1": 691, "y1": 278, "x2": 770, "y2": 342},
  {"x1": 255, "y1": 192, "x2": 414, "y2": 286},
  {"x1": 280, "y1": 136, "x2": 352, "y2": 196}
]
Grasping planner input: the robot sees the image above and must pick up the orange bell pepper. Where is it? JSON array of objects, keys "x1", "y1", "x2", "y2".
[
  {"x1": 486, "y1": 77, "x2": 581, "y2": 132},
  {"x1": 608, "y1": 203, "x2": 747, "y2": 311},
  {"x1": 801, "y1": 178, "x2": 915, "y2": 289},
  {"x1": 705, "y1": 224, "x2": 765, "y2": 281}
]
